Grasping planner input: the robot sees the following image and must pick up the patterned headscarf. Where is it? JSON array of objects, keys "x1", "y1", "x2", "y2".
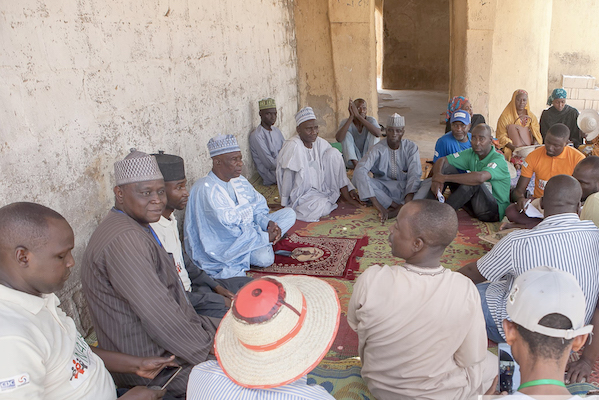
[
  {"x1": 547, "y1": 88, "x2": 567, "y2": 106},
  {"x1": 446, "y1": 96, "x2": 468, "y2": 122}
]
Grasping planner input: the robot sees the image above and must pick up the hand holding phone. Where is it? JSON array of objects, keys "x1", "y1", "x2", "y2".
[{"x1": 146, "y1": 366, "x2": 182, "y2": 391}]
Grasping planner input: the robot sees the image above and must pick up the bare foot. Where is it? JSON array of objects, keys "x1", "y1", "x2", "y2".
[
  {"x1": 499, "y1": 221, "x2": 526, "y2": 230},
  {"x1": 387, "y1": 205, "x2": 402, "y2": 219}
]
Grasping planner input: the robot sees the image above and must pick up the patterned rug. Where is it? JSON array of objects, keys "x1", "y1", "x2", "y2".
[{"x1": 251, "y1": 233, "x2": 367, "y2": 279}]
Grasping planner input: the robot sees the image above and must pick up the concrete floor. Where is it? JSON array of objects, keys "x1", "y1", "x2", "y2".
[{"x1": 377, "y1": 89, "x2": 448, "y2": 159}]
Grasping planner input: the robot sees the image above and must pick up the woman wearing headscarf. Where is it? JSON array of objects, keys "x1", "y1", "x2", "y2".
[
  {"x1": 444, "y1": 96, "x2": 485, "y2": 133},
  {"x1": 540, "y1": 88, "x2": 581, "y2": 147},
  {"x1": 496, "y1": 89, "x2": 542, "y2": 161}
]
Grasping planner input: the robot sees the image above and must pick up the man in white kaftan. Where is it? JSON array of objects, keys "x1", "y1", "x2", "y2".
[
  {"x1": 276, "y1": 107, "x2": 363, "y2": 222},
  {"x1": 353, "y1": 113, "x2": 422, "y2": 222},
  {"x1": 185, "y1": 135, "x2": 296, "y2": 279},
  {"x1": 249, "y1": 98, "x2": 284, "y2": 185}
]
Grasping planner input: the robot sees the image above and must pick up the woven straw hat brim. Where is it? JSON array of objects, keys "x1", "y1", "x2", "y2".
[
  {"x1": 214, "y1": 275, "x2": 340, "y2": 389},
  {"x1": 578, "y1": 109, "x2": 599, "y2": 141}
]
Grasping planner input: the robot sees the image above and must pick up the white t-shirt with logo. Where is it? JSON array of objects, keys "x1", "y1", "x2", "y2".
[
  {"x1": 151, "y1": 214, "x2": 193, "y2": 291},
  {"x1": 0, "y1": 285, "x2": 115, "y2": 399}
]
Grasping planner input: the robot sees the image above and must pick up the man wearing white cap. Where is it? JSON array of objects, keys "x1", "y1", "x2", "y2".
[
  {"x1": 497, "y1": 266, "x2": 594, "y2": 398},
  {"x1": 185, "y1": 135, "x2": 296, "y2": 279},
  {"x1": 249, "y1": 98, "x2": 285, "y2": 185},
  {"x1": 353, "y1": 113, "x2": 422, "y2": 223},
  {"x1": 335, "y1": 98, "x2": 382, "y2": 168},
  {"x1": 187, "y1": 276, "x2": 339, "y2": 399},
  {"x1": 277, "y1": 106, "x2": 363, "y2": 222},
  {"x1": 82, "y1": 149, "x2": 219, "y2": 399},
  {"x1": 457, "y1": 175, "x2": 599, "y2": 384}
]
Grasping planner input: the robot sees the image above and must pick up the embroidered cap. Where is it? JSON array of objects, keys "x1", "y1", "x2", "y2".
[
  {"x1": 450, "y1": 110, "x2": 471, "y2": 125},
  {"x1": 259, "y1": 98, "x2": 276, "y2": 110},
  {"x1": 507, "y1": 266, "x2": 593, "y2": 340},
  {"x1": 295, "y1": 107, "x2": 316, "y2": 127},
  {"x1": 114, "y1": 148, "x2": 163, "y2": 186},
  {"x1": 152, "y1": 151, "x2": 185, "y2": 182},
  {"x1": 207, "y1": 135, "x2": 241, "y2": 158},
  {"x1": 215, "y1": 276, "x2": 340, "y2": 388},
  {"x1": 387, "y1": 113, "x2": 405, "y2": 128}
]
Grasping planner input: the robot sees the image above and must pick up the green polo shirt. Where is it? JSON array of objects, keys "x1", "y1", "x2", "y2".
[{"x1": 446, "y1": 148, "x2": 511, "y2": 219}]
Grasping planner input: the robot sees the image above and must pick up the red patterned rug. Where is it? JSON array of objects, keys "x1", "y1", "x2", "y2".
[{"x1": 250, "y1": 233, "x2": 368, "y2": 280}]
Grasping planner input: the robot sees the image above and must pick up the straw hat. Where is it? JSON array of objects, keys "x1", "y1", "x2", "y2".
[
  {"x1": 578, "y1": 109, "x2": 599, "y2": 141},
  {"x1": 513, "y1": 145, "x2": 541, "y2": 160},
  {"x1": 215, "y1": 276, "x2": 340, "y2": 388}
]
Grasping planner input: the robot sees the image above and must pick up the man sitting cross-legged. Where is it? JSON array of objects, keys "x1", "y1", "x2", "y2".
[
  {"x1": 150, "y1": 151, "x2": 251, "y2": 318},
  {"x1": 349, "y1": 200, "x2": 496, "y2": 400},
  {"x1": 335, "y1": 98, "x2": 382, "y2": 168},
  {"x1": 82, "y1": 150, "x2": 219, "y2": 399},
  {"x1": 0, "y1": 202, "x2": 176, "y2": 400},
  {"x1": 420, "y1": 124, "x2": 510, "y2": 222},
  {"x1": 574, "y1": 155, "x2": 599, "y2": 228},
  {"x1": 353, "y1": 113, "x2": 421, "y2": 223},
  {"x1": 502, "y1": 123, "x2": 585, "y2": 229},
  {"x1": 277, "y1": 106, "x2": 363, "y2": 222},
  {"x1": 496, "y1": 266, "x2": 595, "y2": 399},
  {"x1": 185, "y1": 135, "x2": 296, "y2": 279},
  {"x1": 457, "y1": 174, "x2": 599, "y2": 384},
  {"x1": 249, "y1": 98, "x2": 284, "y2": 186}
]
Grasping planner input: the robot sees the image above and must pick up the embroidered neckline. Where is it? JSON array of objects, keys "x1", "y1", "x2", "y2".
[{"x1": 403, "y1": 264, "x2": 446, "y2": 276}]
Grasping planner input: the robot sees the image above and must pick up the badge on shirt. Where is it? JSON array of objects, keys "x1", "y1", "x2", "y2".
[
  {"x1": 538, "y1": 179, "x2": 547, "y2": 190},
  {"x1": 522, "y1": 161, "x2": 528, "y2": 168},
  {"x1": 68, "y1": 333, "x2": 96, "y2": 388},
  {"x1": 487, "y1": 162, "x2": 497, "y2": 169},
  {"x1": 453, "y1": 152, "x2": 460, "y2": 158},
  {"x1": 0, "y1": 373, "x2": 30, "y2": 392}
]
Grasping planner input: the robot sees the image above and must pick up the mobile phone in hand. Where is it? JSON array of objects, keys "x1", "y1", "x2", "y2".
[
  {"x1": 146, "y1": 366, "x2": 182, "y2": 390},
  {"x1": 498, "y1": 343, "x2": 520, "y2": 394}
]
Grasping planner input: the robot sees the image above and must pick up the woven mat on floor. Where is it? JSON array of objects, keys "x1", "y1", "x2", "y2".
[{"x1": 251, "y1": 233, "x2": 367, "y2": 279}]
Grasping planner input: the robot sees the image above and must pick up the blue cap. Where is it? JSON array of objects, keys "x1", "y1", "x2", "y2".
[{"x1": 450, "y1": 110, "x2": 471, "y2": 125}]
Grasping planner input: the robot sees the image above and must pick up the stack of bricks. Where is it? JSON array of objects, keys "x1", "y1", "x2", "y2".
[{"x1": 562, "y1": 75, "x2": 599, "y2": 111}]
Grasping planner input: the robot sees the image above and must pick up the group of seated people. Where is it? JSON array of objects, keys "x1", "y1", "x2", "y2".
[{"x1": 2, "y1": 91, "x2": 599, "y2": 400}]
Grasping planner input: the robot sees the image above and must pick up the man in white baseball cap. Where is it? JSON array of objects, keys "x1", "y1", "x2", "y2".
[{"x1": 499, "y1": 266, "x2": 594, "y2": 398}]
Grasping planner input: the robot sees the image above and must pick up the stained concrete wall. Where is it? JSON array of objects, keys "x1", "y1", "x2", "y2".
[
  {"x1": 295, "y1": 0, "x2": 378, "y2": 138},
  {"x1": 450, "y1": 0, "x2": 552, "y2": 131},
  {"x1": 487, "y1": 0, "x2": 552, "y2": 129},
  {"x1": 0, "y1": 0, "x2": 298, "y2": 333},
  {"x1": 548, "y1": 0, "x2": 599, "y2": 93},
  {"x1": 382, "y1": 0, "x2": 450, "y2": 90}
]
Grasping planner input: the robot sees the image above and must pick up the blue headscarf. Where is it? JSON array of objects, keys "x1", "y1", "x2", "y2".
[{"x1": 547, "y1": 88, "x2": 567, "y2": 106}]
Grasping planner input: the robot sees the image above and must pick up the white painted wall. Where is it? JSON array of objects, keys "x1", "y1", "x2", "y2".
[{"x1": 0, "y1": 0, "x2": 298, "y2": 333}]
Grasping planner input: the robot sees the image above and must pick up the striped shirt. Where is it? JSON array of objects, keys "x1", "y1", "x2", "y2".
[
  {"x1": 81, "y1": 209, "x2": 217, "y2": 397},
  {"x1": 478, "y1": 213, "x2": 599, "y2": 340},
  {"x1": 187, "y1": 361, "x2": 335, "y2": 400}
]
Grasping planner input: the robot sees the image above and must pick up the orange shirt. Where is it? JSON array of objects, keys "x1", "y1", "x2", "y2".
[{"x1": 521, "y1": 146, "x2": 585, "y2": 198}]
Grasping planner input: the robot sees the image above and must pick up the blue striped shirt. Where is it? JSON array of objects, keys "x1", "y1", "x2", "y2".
[
  {"x1": 187, "y1": 361, "x2": 335, "y2": 400},
  {"x1": 477, "y1": 213, "x2": 599, "y2": 340}
]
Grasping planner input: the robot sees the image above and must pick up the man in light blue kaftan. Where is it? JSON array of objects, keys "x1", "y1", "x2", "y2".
[
  {"x1": 185, "y1": 135, "x2": 296, "y2": 279},
  {"x1": 353, "y1": 113, "x2": 422, "y2": 222}
]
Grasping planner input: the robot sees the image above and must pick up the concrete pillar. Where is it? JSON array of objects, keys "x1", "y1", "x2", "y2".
[
  {"x1": 450, "y1": 0, "x2": 552, "y2": 130},
  {"x1": 295, "y1": 0, "x2": 378, "y2": 138}
]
